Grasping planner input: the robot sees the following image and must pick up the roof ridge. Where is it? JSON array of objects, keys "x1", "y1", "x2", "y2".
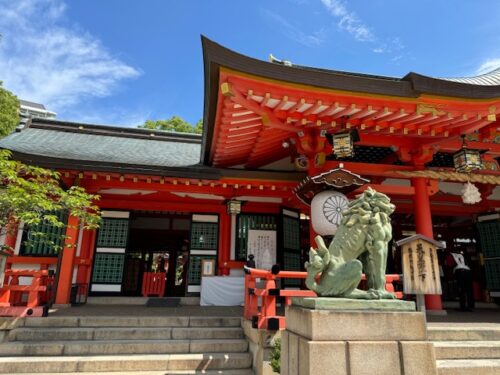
[
  {"x1": 438, "y1": 67, "x2": 500, "y2": 86},
  {"x1": 28, "y1": 118, "x2": 202, "y2": 144}
]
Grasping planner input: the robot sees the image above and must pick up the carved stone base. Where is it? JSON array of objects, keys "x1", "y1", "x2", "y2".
[
  {"x1": 281, "y1": 303, "x2": 438, "y2": 375},
  {"x1": 292, "y1": 297, "x2": 416, "y2": 312}
]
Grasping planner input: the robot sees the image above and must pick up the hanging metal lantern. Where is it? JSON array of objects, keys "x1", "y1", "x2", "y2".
[
  {"x1": 226, "y1": 199, "x2": 242, "y2": 215},
  {"x1": 332, "y1": 132, "x2": 353, "y2": 158},
  {"x1": 453, "y1": 136, "x2": 483, "y2": 173},
  {"x1": 331, "y1": 129, "x2": 359, "y2": 159}
]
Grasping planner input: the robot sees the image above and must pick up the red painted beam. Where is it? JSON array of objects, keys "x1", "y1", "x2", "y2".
[{"x1": 322, "y1": 161, "x2": 415, "y2": 178}]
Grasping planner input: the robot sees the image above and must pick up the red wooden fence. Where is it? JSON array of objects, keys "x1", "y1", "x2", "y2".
[
  {"x1": 244, "y1": 266, "x2": 403, "y2": 330},
  {"x1": 0, "y1": 269, "x2": 52, "y2": 317}
]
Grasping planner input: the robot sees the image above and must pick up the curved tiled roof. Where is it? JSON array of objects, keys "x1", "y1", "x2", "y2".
[
  {"x1": 0, "y1": 119, "x2": 217, "y2": 178},
  {"x1": 440, "y1": 68, "x2": 500, "y2": 86},
  {"x1": 202, "y1": 36, "x2": 500, "y2": 100}
]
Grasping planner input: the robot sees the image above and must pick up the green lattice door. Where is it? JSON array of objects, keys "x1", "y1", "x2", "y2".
[
  {"x1": 90, "y1": 212, "x2": 130, "y2": 294},
  {"x1": 20, "y1": 211, "x2": 68, "y2": 256},
  {"x1": 477, "y1": 219, "x2": 500, "y2": 294},
  {"x1": 186, "y1": 214, "x2": 219, "y2": 294},
  {"x1": 279, "y1": 208, "x2": 302, "y2": 287}
]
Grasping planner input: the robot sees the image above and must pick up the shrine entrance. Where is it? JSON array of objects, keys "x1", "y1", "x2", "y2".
[{"x1": 122, "y1": 212, "x2": 190, "y2": 297}]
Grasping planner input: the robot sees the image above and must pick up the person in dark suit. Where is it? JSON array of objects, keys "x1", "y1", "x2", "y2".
[{"x1": 452, "y1": 252, "x2": 474, "y2": 311}]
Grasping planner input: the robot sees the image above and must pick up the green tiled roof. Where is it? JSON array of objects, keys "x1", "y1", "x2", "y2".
[{"x1": 0, "y1": 119, "x2": 202, "y2": 168}]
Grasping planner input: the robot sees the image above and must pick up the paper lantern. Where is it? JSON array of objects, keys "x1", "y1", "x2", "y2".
[{"x1": 311, "y1": 191, "x2": 349, "y2": 235}]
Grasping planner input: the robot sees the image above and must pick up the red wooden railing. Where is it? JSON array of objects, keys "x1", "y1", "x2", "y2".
[
  {"x1": 244, "y1": 266, "x2": 403, "y2": 330},
  {"x1": 141, "y1": 272, "x2": 166, "y2": 297},
  {"x1": 0, "y1": 269, "x2": 52, "y2": 317}
]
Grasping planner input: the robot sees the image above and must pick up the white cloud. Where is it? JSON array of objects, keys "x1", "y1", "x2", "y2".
[
  {"x1": 0, "y1": 0, "x2": 140, "y2": 113},
  {"x1": 320, "y1": 0, "x2": 374, "y2": 42},
  {"x1": 262, "y1": 9, "x2": 326, "y2": 47},
  {"x1": 476, "y1": 58, "x2": 500, "y2": 75},
  {"x1": 319, "y1": 0, "x2": 406, "y2": 59}
]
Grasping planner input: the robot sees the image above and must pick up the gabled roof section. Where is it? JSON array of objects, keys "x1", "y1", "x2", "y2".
[
  {"x1": 201, "y1": 36, "x2": 500, "y2": 169},
  {"x1": 0, "y1": 118, "x2": 216, "y2": 178}
]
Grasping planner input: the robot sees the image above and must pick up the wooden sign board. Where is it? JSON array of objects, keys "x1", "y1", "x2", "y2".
[{"x1": 401, "y1": 238, "x2": 442, "y2": 295}]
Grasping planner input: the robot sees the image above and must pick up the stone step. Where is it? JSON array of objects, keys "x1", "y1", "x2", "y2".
[
  {"x1": 85, "y1": 297, "x2": 201, "y2": 306},
  {"x1": 437, "y1": 359, "x2": 500, "y2": 375},
  {"x1": 433, "y1": 341, "x2": 500, "y2": 360},
  {"x1": 0, "y1": 353, "x2": 253, "y2": 373},
  {"x1": 428, "y1": 326, "x2": 500, "y2": 341},
  {"x1": 20, "y1": 316, "x2": 241, "y2": 328},
  {"x1": 28, "y1": 370, "x2": 254, "y2": 375},
  {"x1": 0, "y1": 339, "x2": 248, "y2": 356},
  {"x1": 9, "y1": 327, "x2": 244, "y2": 342}
]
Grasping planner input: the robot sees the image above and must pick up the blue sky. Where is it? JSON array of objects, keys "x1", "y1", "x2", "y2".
[{"x1": 1, "y1": 0, "x2": 499, "y2": 127}]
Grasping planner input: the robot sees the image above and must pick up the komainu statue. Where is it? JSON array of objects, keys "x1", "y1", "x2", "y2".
[{"x1": 305, "y1": 187, "x2": 396, "y2": 299}]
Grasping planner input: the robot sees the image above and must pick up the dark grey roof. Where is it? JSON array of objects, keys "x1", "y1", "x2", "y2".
[
  {"x1": 440, "y1": 68, "x2": 500, "y2": 86},
  {"x1": 0, "y1": 118, "x2": 206, "y2": 173},
  {"x1": 19, "y1": 100, "x2": 46, "y2": 110}
]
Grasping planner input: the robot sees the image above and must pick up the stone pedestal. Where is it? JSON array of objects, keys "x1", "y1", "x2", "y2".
[{"x1": 281, "y1": 298, "x2": 437, "y2": 375}]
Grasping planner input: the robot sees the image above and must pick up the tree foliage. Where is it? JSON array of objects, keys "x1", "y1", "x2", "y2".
[
  {"x1": 0, "y1": 150, "x2": 101, "y2": 251},
  {"x1": 140, "y1": 116, "x2": 203, "y2": 134},
  {"x1": 0, "y1": 83, "x2": 19, "y2": 138},
  {"x1": 269, "y1": 338, "x2": 281, "y2": 373}
]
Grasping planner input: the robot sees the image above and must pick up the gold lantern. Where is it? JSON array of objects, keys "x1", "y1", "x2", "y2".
[
  {"x1": 332, "y1": 130, "x2": 359, "y2": 158},
  {"x1": 453, "y1": 136, "x2": 483, "y2": 173},
  {"x1": 226, "y1": 199, "x2": 242, "y2": 215}
]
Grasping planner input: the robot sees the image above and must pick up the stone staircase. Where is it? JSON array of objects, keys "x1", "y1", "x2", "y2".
[
  {"x1": 429, "y1": 324, "x2": 500, "y2": 375},
  {"x1": 0, "y1": 316, "x2": 253, "y2": 374}
]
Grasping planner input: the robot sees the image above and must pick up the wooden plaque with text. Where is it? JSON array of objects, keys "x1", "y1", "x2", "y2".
[{"x1": 398, "y1": 235, "x2": 443, "y2": 295}]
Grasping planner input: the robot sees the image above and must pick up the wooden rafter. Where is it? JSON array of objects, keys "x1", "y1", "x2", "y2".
[{"x1": 210, "y1": 73, "x2": 500, "y2": 167}]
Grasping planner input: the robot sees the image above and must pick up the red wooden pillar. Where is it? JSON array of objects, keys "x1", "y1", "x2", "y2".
[
  {"x1": 411, "y1": 177, "x2": 443, "y2": 311},
  {"x1": 218, "y1": 211, "x2": 231, "y2": 275},
  {"x1": 75, "y1": 229, "x2": 96, "y2": 287},
  {"x1": 55, "y1": 215, "x2": 80, "y2": 305},
  {"x1": 84, "y1": 230, "x2": 97, "y2": 285}
]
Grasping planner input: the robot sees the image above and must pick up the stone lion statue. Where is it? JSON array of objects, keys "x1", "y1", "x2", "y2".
[{"x1": 305, "y1": 187, "x2": 396, "y2": 299}]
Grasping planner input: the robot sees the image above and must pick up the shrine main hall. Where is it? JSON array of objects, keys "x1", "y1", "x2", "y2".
[{"x1": 1, "y1": 37, "x2": 499, "y2": 311}]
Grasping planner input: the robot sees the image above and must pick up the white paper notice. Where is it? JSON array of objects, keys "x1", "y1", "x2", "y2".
[{"x1": 247, "y1": 229, "x2": 277, "y2": 270}]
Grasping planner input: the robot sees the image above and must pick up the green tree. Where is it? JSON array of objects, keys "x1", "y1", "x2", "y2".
[
  {"x1": 140, "y1": 116, "x2": 203, "y2": 134},
  {"x1": 0, "y1": 83, "x2": 19, "y2": 138},
  {"x1": 194, "y1": 119, "x2": 203, "y2": 134},
  {"x1": 0, "y1": 150, "x2": 101, "y2": 251}
]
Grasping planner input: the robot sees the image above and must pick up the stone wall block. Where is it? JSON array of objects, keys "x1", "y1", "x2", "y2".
[
  {"x1": 400, "y1": 341, "x2": 438, "y2": 375},
  {"x1": 349, "y1": 341, "x2": 401, "y2": 375},
  {"x1": 299, "y1": 339, "x2": 347, "y2": 375}
]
